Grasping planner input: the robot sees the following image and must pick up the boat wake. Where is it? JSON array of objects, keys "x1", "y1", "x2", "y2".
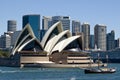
[
  {"x1": 0, "y1": 70, "x2": 18, "y2": 73},
  {"x1": 70, "y1": 77, "x2": 76, "y2": 80},
  {"x1": 0, "y1": 69, "x2": 42, "y2": 73}
]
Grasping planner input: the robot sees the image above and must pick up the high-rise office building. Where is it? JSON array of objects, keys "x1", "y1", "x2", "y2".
[
  {"x1": 42, "y1": 16, "x2": 52, "y2": 30},
  {"x1": 94, "y1": 24, "x2": 107, "y2": 51},
  {"x1": 114, "y1": 39, "x2": 118, "y2": 48},
  {"x1": 22, "y1": 14, "x2": 40, "y2": 40},
  {"x1": 114, "y1": 40, "x2": 118, "y2": 48},
  {"x1": 52, "y1": 16, "x2": 70, "y2": 31},
  {"x1": 117, "y1": 38, "x2": 120, "y2": 48},
  {"x1": 90, "y1": 35, "x2": 95, "y2": 49},
  {"x1": 40, "y1": 29, "x2": 47, "y2": 41},
  {"x1": 107, "y1": 30, "x2": 115, "y2": 50},
  {"x1": 11, "y1": 31, "x2": 21, "y2": 46},
  {"x1": 81, "y1": 22, "x2": 90, "y2": 50},
  {"x1": 72, "y1": 20, "x2": 80, "y2": 35},
  {"x1": 0, "y1": 33, "x2": 11, "y2": 49},
  {"x1": 7, "y1": 20, "x2": 17, "y2": 32}
]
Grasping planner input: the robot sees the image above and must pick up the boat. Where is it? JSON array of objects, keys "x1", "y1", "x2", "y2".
[
  {"x1": 84, "y1": 54, "x2": 116, "y2": 74},
  {"x1": 84, "y1": 67, "x2": 116, "y2": 74}
]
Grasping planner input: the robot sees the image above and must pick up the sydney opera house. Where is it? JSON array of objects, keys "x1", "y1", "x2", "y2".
[{"x1": 10, "y1": 21, "x2": 99, "y2": 68}]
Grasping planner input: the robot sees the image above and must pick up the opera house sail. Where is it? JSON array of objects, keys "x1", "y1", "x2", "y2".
[{"x1": 11, "y1": 21, "x2": 101, "y2": 68}]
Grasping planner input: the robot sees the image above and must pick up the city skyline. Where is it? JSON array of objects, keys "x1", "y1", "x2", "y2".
[{"x1": 0, "y1": 0, "x2": 120, "y2": 39}]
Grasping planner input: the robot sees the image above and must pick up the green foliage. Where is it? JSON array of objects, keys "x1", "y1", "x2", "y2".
[{"x1": 0, "y1": 50, "x2": 10, "y2": 58}]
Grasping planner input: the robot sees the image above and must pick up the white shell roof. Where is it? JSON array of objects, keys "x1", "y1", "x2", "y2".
[
  {"x1": 41, "y1": 21, "x2": 63, "y2": 48},
  {"x1": 51, "y1": 35, "x2": 81, "y2": 54},
  {"x1": 44, "y1": 30, "x2": 72, "y2": 55},
  {"x1": 11, "y1": 24, "x2": 42, "y2": 55}
]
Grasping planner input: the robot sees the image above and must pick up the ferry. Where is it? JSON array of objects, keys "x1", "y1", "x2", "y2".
[{"x1": 84, "y1": 54, "x2": 116, "y2": 74}]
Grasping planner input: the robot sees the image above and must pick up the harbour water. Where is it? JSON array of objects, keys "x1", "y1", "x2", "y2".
[{"x1": 0, "y1": 64, "x2": 119, "y2": 80}]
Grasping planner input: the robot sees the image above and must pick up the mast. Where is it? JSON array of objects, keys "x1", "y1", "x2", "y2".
[
  {"x1": 89, "y1": 56, "x2": 92, "y2": 68},
  {"x1": 90, "y1": 51, "x2": 92, "y2": 68},
  {"x1": 106, "y1": 55, "x2": 108, "y2": 68},
  {"x1": 98, "y1": 53, "x2": 100, "y2": 69}
]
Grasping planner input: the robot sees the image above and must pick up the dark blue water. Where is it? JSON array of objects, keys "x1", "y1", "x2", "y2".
[{"x1": 0, "y1": 64, "x2": 119, "y2": 80}]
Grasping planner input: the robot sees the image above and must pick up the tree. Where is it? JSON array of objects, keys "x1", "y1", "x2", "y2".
[{"x1": 0, "y1": 50, "x2": 10, "y2": 58}]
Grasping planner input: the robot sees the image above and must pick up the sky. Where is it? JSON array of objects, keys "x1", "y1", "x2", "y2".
[{"x1": 0, "y1": 0, "x2": 120, "y2": 39}]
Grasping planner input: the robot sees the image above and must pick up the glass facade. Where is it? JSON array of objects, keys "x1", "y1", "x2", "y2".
[
  {"x1": 11, "y1": 31, "x2": 21, "y2": 46},
  {"x1": 52, "y1": 16, "x2": 70, "y2": 31},
  {"x1": 42, "y1": 16, "x2": 52, "y2": 30},
  {"x1": 94, "y1": 24, "x2": 106, "y2": 51},
  {"x1": 22, "y1": 15, "x2": 40, "y2": 40},
  {"x1": 0, "y1": 34, "x2": 11, "y2": 49},
  {"x1": 64, "y1": 39, "x2": 81, "y2": 50},
  {"x1": 7, "y1": 20, "x2": 17, "y2": 32},
  {"x1": 117, "y1": 38, "x2": 120, "y2": 48},
  {"x1": 40, "y1": 29, "x2": 47, "y2": 41},
  {"x1": 22, "y1": 40, "x2": 43, "y2": 51},
  {"x1": 107, "y1": 30, "x2": 115, "y2": 50},
  {"x1": 90, "y1": 35, "x2": 95, "y2": 49},
  {"x1": 81, "y1": 23, "x2": 90, "y2": 50},
  {"x1": 45, "y1": 27, "x2": 60, "y2": 46},
  {"x1": 72, "y1": 20, "x2": 80, "y2": 34},
  {"x1": 16, "y1": 29, "x2": 29, "y2": 47}
]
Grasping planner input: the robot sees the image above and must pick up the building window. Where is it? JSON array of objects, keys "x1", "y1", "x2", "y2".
[{"x1": 102, "y1": 29, "x2": 104, "y2": 32}]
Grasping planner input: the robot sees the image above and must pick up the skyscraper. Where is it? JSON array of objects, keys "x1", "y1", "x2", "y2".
[
  {"x1": 7, "y1": 20, "x2": 17, "y2": 32},
  {"x1": 94, "y1": 24, "x2": 107, "y2": 51},
  {"x1": 72, "y1": 20, "x2": 80, "y2": 35},
  {"x1": 40, "y1": 29, "x2": 47, "y2": 41},
  {"x1": 0, "y1": 33, "x2": 11, "y2": 49},
  {"x1": 42, "y1": 16, "x2": 52, "y2": 30},
  {"x1": 81, "y1": 22, "x2": 90, "y2": 50},
  {"x1": 116, "y1": 38, "x2": 120, "y2": 48},
  {"x1": 107, "y1": 30, "x2": 115, "y2": 50},
  {"x1": 22, "y1": 14, "x2": 40, "y2": 40},
  {"x1": 52, "y1": 16, "x2": 70, "y2": 31},
  {"x1": 90, "y1": 35, "x2": 95, "y2": 49},
  {"x1": 11, "y1": 31, "x2": 21, "y2": 46}
]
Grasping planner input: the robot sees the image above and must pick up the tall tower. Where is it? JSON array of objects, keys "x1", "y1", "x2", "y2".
[
  {"x1": 0, "y1": 33, "x2": 11, "y2": 49},
  {"x1": 72, "y1": 20, "x2": 80, "y2": 35},
  {"x1": 22, "y1": 14, "x2": 40, "y2": 40},
  {"x1": 94, "y1": 24, "x2": 107, "y2": 51},
  {"x1": 42, "y1": 16, "x2": 52, "y2": 30},
  {"x1": 7, "y1": 20, "x2": 17, "y2": 32},
  {"x1": 90, "y1": 35, "x2": 95, "y2": 49},
  {"x1": 107, "y1": 30, "x2": 115, "y2": 50},
  {"x1": 117, "y1": 38, "x2": 120, "y2": 48},
  {"x1": 81, "y1": 22, "x2": 90, "y2": 50},
  {"x1": 52, "y1": 16, "x2": 70, "y2": 31},
  {"x1": 11, "y1": 31, "x2": 21, "y2": 46}
]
